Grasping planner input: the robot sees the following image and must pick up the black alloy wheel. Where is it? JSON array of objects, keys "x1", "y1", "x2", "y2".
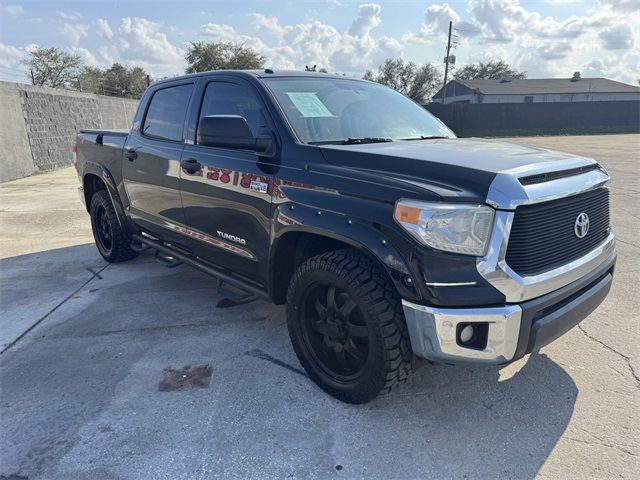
[
  {"x1": 286, "y1": 249, "x2": 413, "y2": 404},
  {"x1": 89, "y1": 190, "x2": 138, "y2": 263},
  {"x1": 94, "y1": 203, "x2": 113, "y2": 253},
  {"x1": 301, "y1": 282, "x2": 370, "y2": 382}
]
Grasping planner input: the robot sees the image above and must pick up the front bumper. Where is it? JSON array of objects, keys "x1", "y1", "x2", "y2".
[{"x1": 402, "y1": 253, "x2": 615, "y2": 364}]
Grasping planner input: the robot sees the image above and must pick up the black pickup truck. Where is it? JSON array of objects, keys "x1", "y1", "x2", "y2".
[{"x1": 75, "y1": 70, "x2": 616, "y2": 403}]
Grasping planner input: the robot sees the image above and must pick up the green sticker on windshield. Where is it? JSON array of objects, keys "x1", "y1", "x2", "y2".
[{"x1": 286, "y1": 92, "x2": 333, "y2": 118}]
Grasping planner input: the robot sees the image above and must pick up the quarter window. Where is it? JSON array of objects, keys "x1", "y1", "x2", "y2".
[{"x1": 143, "y1": 84, "x2": 194, "y2": 141}]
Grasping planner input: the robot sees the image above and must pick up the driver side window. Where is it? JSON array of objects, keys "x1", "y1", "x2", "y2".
[{"x1": 199, "y1": 82, "x2": 267, "y2": 139}]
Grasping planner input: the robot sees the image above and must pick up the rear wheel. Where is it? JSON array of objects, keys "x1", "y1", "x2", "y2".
[
  {"x1": 286, "y1": 249, "x2": 413, "y2": 403},
  {"x1": 90, "y1": 190, "x2": 138, "y2": 263}
]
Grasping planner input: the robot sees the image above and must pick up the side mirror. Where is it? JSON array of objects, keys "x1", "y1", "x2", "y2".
[{"x1": 197, "y1": 115, "x2": 274, "y2": 156}]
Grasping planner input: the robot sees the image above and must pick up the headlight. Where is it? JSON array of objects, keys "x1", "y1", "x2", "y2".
[{"x1": 394, "y1": 200, "x2": 495, "y2": 256}]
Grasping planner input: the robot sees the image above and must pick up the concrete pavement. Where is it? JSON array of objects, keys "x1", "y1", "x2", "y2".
[{"x1": 0, "y1": 135, "x2": 638, "y2": 479}]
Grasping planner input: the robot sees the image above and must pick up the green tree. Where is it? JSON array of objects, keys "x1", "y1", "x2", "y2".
[
  {"x1": 185, "y1": 41, "x2": 266, "y2": 73},
  {"x1": 77, "y1": 66, "x2": 104, "y2": 94},
  {"x1": 102, "y1": 64, "x2": 149, "y2": 98},
  {"x1": 454, "y1": 60, "x2": 526, "y2": 81},
  {"x1": 79, "y1": 64, "x2": 150, "y2": 98},
  {"x1": 23, "y1": 47, "x2": 84, "y2": 88},
  {"x1": 364, "y1": 58, "x2": 440, "y2": 104}
]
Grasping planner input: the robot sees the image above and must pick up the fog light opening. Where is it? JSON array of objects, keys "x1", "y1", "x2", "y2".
[{"x1": 456, "y1": 322, "x2": 489, "y2": 350}]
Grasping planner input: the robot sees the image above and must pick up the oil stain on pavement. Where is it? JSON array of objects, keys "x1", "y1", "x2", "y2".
[{"x1": 158, "y1": 364, "x2": 213, "y2": 392}]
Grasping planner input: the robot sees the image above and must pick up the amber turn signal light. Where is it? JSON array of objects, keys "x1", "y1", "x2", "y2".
[{"x1": 394, "y1": 204, "x2": 421, "y2": 225}]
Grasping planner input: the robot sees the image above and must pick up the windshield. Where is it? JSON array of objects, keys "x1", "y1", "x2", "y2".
[{"x1": 263, "y1": 77, "x2": 455, "y2": 145}]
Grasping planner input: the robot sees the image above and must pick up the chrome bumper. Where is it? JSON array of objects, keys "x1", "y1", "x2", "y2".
[
  {"x1": 403, "y1": 249, "x2": 616, "y2": 364},
  {"x1": 402, "y1": 301, "x2": 522, "y2": 364}
]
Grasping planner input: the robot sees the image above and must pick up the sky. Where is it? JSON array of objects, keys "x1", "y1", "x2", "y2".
[{"x1": 0, "y1": 0, "x2": 638, "y2": 85}]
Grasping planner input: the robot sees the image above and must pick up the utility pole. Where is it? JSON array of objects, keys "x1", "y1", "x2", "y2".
[
  {"x1": 442, "y1": 20, "x2": 452, "y2": 104},
  {"x1": 30, "y1": 68, "x2": 35, "y2": 85}
]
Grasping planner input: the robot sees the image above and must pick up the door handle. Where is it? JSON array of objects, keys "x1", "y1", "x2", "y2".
[
  {"x1": 124, "y1": 148, "x2": 137, "y2": 161},
  {"x1": 181, "y1": 158, "x2": 202, "y2": 173}
]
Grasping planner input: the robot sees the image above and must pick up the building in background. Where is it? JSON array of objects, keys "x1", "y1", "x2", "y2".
[{"x1": 431, "y1": 73, "x2": 640, "y2": 104}]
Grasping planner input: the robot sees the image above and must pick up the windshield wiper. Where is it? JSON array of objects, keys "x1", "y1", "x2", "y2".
[
  {"x1": 341, "y1": 137, "x2": 393, "y2": 144},
  {"x1": 401, "y1": 135, "x2": 450, "y2": 141},
  {"x1": 308, "y1": 137, "x2": 394, "y2": 146}
]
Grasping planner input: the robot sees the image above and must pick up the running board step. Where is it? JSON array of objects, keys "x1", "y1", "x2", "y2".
[
  {"x1": 154, "y1": 250, "x2": 182, "y2": 268},
  {"x1": 131, "y1": 234, "x2": 269, "y2": 305},
  {"x1": 216, "y1": 280, "x2": 260, "y2": 308}
]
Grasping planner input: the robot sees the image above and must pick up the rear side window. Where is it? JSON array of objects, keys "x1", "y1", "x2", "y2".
[{"x1": 143, "y1": 84, "x2": 194, "y2": 141}]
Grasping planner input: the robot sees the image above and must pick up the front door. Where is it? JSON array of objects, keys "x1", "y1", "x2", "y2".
[
  {"x1": 123, "y1": 82, "x2": 194, "y2": 243},
  {"x1": 179, "y1": 80, "x2": 276, "y2": 286}
]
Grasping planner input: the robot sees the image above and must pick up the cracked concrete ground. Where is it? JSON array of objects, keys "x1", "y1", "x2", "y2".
[{"x1": 0, "y1": 134, "x2": 638, "y2": 479}]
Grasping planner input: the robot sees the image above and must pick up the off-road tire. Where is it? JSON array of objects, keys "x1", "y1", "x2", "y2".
[
  {"x1": 286, "y1": 249, "x2": 413, "y2": 403},
  {"x1": 90, "y1": 190, "x2": 138, "y2": 263}
]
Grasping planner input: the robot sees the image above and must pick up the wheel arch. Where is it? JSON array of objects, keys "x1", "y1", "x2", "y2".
[
  {"x1": 269, "y1": 205, "x2": 421, "y2": 305},
  {"x1": 82, "y1": 162, "x2": 134, "y2": 233}
]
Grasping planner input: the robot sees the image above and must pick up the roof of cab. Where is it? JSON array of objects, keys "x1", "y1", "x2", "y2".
[{"x1": 150, "y1": 69, "x2": 363, "y2": 87}]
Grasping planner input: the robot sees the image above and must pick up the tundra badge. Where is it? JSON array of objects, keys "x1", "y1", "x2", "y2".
[{"x1": 216, "y1": 231, "x2": 247, "y2": 245}]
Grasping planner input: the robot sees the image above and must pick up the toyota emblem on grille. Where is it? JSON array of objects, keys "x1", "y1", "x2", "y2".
[{"x1": 574, "y1": 212, "x2": 590, "y2": 238}]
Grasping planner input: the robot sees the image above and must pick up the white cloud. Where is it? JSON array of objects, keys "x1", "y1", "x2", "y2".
[
  {"x1": 200, "y1": 23, "x2": 239, "y2": 41},
  {"x1": 58, "y1": 23, "x2": 89, "y2": 46},
  {"x1": 0, "y1": 43, "x2": 36, "y2": 82},
  {"x1": 419, "y1": 0, "x2": 639, "y2": 83},
  {"x1": 544, "y1": 0, "x2": 579, "y2": 4},
  {"x1": 111, "y1": 17, "x2": 185, "y2": 76},
  {"x1": 348, "y1": 3, "x2": 382, "y2": 37},
  {"x1": 599, "y1": 24, "x2": 634, "y2": 49},
  {"x1": 96, "y1": 19, "x2": 113, "y2": 40},
  {"x1": 403, "y1": 3, "x2": 461, "y2": 45},
  {"x1": 1, "y1": 4, "x2": 24, "y2": 16},
  {"x1": 200, "y1": 3, "x2": 399, "y2": 75},
  {"x1": 57, "y1": 11, "x2": 81, "y2": 21},
  {"x1": 71, "y1": 47, "x2": 100, "y2": 67},
  {"x1": 0, "y1": 42, "x2": 26, "y2": 69},
  {"x1": 251, "y1": 14, "x2": 285, "y2": 37},
  {"x1": 599, "y1": 0, "x2": 640, "y2": 11},
  {"x1": 582, "y1": 51, "x2": 639, "y2": 83}
]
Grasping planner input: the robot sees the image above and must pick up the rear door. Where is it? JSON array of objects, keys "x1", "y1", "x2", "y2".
[
  {"x1": 123, "y1": 82, "x2": 194, "y2": 242},
  {"x1": 179, "y1": 78, "x2": 276, "y2": 286}
]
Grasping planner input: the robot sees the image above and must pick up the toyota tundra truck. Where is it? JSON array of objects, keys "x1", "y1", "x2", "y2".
[{"x1": 75, "y1": 70, "x2": 616, "y2": 403}]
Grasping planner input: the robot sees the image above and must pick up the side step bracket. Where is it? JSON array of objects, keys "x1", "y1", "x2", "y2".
[
  {"x1": 131, "y1": 233, "x2": 269, "y2": 307},
  {"x1": 216, "y1": 280, "x2": 260, "y2": 308}
]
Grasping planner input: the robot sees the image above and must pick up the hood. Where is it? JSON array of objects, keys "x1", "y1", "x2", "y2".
[{"x1": 319, "y1": 138, "x2": 591, "y2": 202}]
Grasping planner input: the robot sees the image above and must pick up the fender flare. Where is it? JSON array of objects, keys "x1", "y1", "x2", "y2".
[
  {"x1": 271, "y1": 202, "x2": 422, "y2": 302},
  {"x1": 83, "y1": 161, "x2": 136, "y2": 233}
]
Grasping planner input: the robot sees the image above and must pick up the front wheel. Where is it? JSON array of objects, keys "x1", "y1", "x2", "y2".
[
  {"x1": 286, "y1": 249, "x2": 413, "y2": 403},
  {"x1": 90, "y1": 190, "x2": 138, "y2": 263}
]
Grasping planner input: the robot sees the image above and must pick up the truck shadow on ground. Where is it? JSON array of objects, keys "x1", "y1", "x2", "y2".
[{"x1": 0, "y1": 246, "x2": 577, "y2": 479}]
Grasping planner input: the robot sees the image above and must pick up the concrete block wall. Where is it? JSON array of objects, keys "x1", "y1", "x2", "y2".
[
  {"x1": 0, "y1": 81, "x2": 139, "y2": 182},
  {"x1": 0, "y1": 82, "x2": 35, "y2": 182}
]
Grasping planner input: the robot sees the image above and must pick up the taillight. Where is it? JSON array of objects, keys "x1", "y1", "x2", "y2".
[{"x1": 71, "y1": 144, "x2": 78, "y2": 172}]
